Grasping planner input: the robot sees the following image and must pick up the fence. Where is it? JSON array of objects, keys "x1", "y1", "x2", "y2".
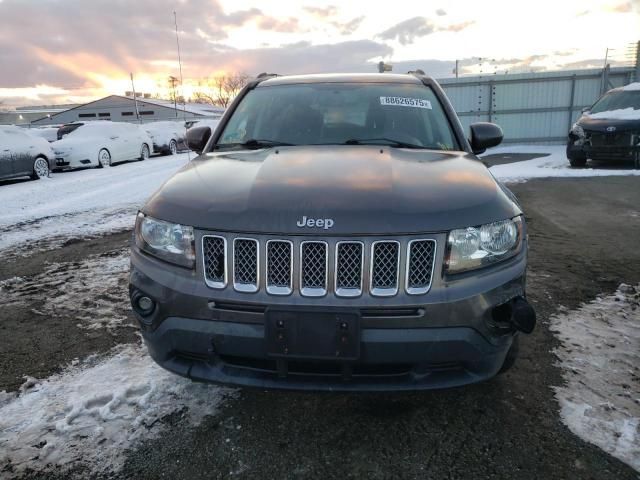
[{"x1": 438, "y1": 67, "x2": 636, "y2": 144}]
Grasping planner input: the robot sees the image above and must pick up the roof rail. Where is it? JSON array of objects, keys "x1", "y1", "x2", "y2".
[
  {"x1": 407, "y1": 69, "x2": 425, "y2": 76},
  {"x1": 256, "y1": 72, "x2": 279, "y2": 79}
]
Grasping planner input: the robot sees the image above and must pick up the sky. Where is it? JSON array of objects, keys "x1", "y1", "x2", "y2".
[{"x1": 0, "y1": 0, "x2": 638, "y2": 108}]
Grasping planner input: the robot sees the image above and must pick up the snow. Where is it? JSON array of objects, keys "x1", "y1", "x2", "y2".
[
  {"x1": 484, "y1": 145, "x2": 640, "y2": 182},
  {"x1": 125, "y1": 96, "x2": 225, "y2": 117},
  {"x1": 551, "y1": 284, "x2": 640, "y2": 471},
  {"x1": 0, "y1": 249, "x2": 130, "y2": 331},
  {"x1": 25, "y1": 126, "x2": 59, "y2": 142},
  {"x1": 587, "y1": 108, "x2": 640, "y2": 120},
  {"x1": 0, "y1": 153, "x2": 189, "y2": 256},
  {"x1": 0, "y1": 343, "x2": 235, "y2": 477},
  {"x1": 621, "y1": 82, "x2": 640, "y2": 91}
]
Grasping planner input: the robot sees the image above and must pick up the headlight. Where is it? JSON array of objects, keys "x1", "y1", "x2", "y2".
[
  {"x1": 570, "y1": 123, "x2": 585, "y2": 138},
  {"x1": 445, "y1": 216, "x2": 523, "y2": 274},
  {"x1": 134, "y1": 213, "x2": 195, "y2": 268}
]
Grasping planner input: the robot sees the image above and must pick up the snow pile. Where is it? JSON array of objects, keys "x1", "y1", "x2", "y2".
[
  {"x1": 622, "y1": 82, "x2": 640, "y2": 91},
  {"x1": 588, "y1": 108, "x2": 640, "y2": 121},
  {"x1": 0, "y1": 153, "x2": 189, "y2": 256},
  {"x1": 0, "y1": 343, "x2": 234, "y2": 477},
  {"x1": 485, "y1": 145, "x2": 640, "y2": 182},
  {"x1": 0, "y1": 250, "x2": 130, "y2": 331},
  {"x1": 551, "y1": 284, "x2": 640, "y2": 471}
]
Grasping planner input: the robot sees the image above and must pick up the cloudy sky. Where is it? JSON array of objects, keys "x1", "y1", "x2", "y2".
[{"x1": 0, "y1": 0, "x2": 638, "y2": 107}]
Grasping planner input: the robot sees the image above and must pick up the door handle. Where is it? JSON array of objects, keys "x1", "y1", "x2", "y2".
[
  {"x1": 2, "y1": 149, "x2": 9, "y2": 152},
  {"x1": 110, "y1": 136, "x2": 119, "y2": 140}
]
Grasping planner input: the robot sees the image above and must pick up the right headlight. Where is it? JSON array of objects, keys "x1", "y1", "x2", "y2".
[
  {"x1": 134, "y1": 212, "x2": 195, "y2": 268},
  {"x1": 445, "y1": 216, "x2": 523, "y2": 274}
]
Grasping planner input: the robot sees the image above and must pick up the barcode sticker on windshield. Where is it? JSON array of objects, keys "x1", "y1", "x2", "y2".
[{"x1": 380, "y1": 97, "x2": 432, "y2": 109}]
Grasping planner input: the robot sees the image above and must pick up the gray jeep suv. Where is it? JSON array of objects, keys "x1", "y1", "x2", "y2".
[{"x1": 129, "y1": 73, "x2": 535, "y2": 391}]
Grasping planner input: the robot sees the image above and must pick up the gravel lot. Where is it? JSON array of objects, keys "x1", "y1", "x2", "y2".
[{"x1": 1, "y1": 174, "x2": 639, "y2": 479}]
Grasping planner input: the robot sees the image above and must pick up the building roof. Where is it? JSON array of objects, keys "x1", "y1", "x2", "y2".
[{"x1": 123, "y1": 96, "x2": 225, "y2": 116}]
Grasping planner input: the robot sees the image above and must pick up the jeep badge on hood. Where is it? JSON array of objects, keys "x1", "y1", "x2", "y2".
[{"x1": 296, "y1": 216, "x2": 334, "y2": 229}]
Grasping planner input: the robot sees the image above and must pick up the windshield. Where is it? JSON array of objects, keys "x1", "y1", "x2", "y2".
[
  {"x1": 590, "y1": 90, "x2": 640, "y2": 113},
  {"x1": 216, "y1": 82, "x2": 459, "y2": 150},
  {"x1": 57, "y1": 123, "x2": 84, "y2": 140}
]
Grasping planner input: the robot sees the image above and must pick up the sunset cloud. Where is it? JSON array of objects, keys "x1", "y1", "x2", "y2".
[{"x1": 0, "y1": 0, "x2": 637, "y2": 107}]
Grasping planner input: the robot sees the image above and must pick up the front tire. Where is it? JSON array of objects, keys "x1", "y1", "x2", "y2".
[
  {"x1": 140, "y1": 143, "x2": 150, "y2": 160},
  {"x1": 31, "y1": 156, "x2": 49, "y2": 180},
  {"x1": 566, "y1": 143, "x2": 587, "y2": 168},
  {"x1": 169, "y1": 139, "x2": 178, "y2": 155},
  {"x1": 98, "y1": 148, "x2": 111, "y2": 168}
]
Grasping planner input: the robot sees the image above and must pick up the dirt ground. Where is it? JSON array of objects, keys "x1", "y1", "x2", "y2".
[{"x1": 1, "y1": 176, "x2": 639, "y2": 479}]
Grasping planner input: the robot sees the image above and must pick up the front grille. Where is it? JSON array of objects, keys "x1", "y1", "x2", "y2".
[
  {"x1": 300, "y1": 241, "x2": 328, "y2": 297},
  {"x1": 371, "y1": 241, "x2": 400, "y2": 296},
  {"x1": 266, "y1": 240, "x2": 293, "y2": 295},
  {"x1": 202, "y1": 235, "x2": 437, "y2": 297},
  {"x1": 203, "y1": 236, "x2": 226, "y2": 288},
  {"x1": 406, "y1": 240, "x2": 436, "y2": 295},
  {"x1": 233, "y1": 238, "x2": 258, "y2": 292},
  {"x1": 335, "y1": 242, "x2": 363, "y2": 297},
  {"x1": 589, "y1": 133, "x2": 632, "y2": 147}
]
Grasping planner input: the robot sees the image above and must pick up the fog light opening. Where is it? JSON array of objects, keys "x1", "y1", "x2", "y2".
[
  {"x1": 131, "y1": 289, "x2": 156, "y2": 318},
  {"x1": 138, "y1": 296, "x2": 154, "y2": 312}
]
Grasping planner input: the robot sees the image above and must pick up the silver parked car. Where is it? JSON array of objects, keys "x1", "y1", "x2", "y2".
[{"x1": 0, "y1": 125, "x2": 54, "y2": 182}]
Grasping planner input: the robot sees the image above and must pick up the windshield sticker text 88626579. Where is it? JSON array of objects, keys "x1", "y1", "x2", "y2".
[{"x1": 380, "y1": 97, "x2": 432, "y2": 109}]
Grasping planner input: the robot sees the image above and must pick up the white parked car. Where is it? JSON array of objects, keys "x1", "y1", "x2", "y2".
[
  {"x1": 143, "y1": 121, "x2": 186, "y2": 155},
  {"x1": 0, "y1": 125, "x2": 54, "y2": 182},
  {"x1": 52, "y1": 121, "x2": 153, "y2": 169}
]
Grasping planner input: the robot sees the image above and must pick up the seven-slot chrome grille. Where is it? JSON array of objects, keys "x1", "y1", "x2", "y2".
[{"x1": 202, "y1": 235, "x2": 436, "y2": 297}]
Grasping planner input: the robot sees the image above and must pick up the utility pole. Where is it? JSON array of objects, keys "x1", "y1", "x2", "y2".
[
  {"x1": 130, "y1": 72, "x2": 140, "y2": 121},
  {"x1": 174, "y1": 11, "x2": 186, "y2": 119},
  {"x1": 168, "y1": 75, "x2": 179, "y2": 116},
  {"x1": 455, "y1": 59, "x2": 459, "y2": 79},
  {"x1": 635, "y1": 41, "x2": 640, "y2": 82}
]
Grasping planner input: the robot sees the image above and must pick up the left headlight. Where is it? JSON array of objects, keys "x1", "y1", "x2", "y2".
[
  {"x1": 445, "y1": 216, "x2": 523, "y2": 274},
  {"x1": 134, "y1": 212, "x2": 195, "y2": 268}
]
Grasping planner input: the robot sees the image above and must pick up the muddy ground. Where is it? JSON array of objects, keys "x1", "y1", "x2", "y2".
[{"x1": 1, "y1": 176, "x2": 639, "y2": 479}]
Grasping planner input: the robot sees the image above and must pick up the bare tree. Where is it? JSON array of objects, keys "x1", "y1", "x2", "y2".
[{"x1": 193, "y1": 73, "x2": 249, "y2": 108}]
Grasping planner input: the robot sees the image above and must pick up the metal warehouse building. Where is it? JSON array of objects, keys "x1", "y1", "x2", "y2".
[
  {"x1": 439, "y1": 66, "x2": 636, "y2": 143},
  {"x1": 30, "y1": 95, "x2": 224, "y2": 126}
]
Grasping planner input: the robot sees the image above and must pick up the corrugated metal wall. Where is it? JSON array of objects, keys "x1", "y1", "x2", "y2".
[{"x1": 438, "y1": 67, "x2": 635, "y2": 143}]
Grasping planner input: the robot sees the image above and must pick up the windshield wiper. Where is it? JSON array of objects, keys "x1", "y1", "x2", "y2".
[
  {"x1": 214, "y1": 139, "x2": 296, "y2": 150},
  {"x1": 343, "y1": 138, "x2": 426, "y2": 149}
]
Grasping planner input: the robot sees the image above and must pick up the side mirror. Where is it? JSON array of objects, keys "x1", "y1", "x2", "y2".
[
  {"x1": 469, "y1": 122, "x2": 503, "y2": 155},
  {"x1": 186, "y1": 126, "x2": 212, "y2": 154}
]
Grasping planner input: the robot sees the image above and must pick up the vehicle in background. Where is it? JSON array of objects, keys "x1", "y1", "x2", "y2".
[
  {"x1": 143, "y1": 121, "x2": 187, "y2": 155},
  {"x1": 567, "y1": 82, "x2": 640, "y2": 168},
  {"x1": 0, "y1": 125, "x2": 54, "y2": 182},
  {"x1": 51, "y1": 121, "x2": 152, "y2": 169},
  {"x1": 26, "y1": 126, "x2": 61, "y2": 143}
]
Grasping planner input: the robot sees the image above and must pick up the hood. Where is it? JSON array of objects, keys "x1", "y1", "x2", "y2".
[
  {"x1": 577, "y1": 114, "x2": 640, "y2": 133},
  {"x1": 143, "y1": 145, "x2": 521, "y2": 235}
]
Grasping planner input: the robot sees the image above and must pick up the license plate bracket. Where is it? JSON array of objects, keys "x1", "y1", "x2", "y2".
[{"x1": 265, "y1": 309, "x2": 361, "y2": 361}]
